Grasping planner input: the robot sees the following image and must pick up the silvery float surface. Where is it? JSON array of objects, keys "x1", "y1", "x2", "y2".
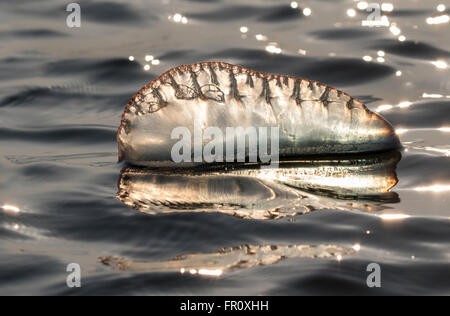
[{"x1": 117, "y1": 62, "x2": 401, "y2": 166}]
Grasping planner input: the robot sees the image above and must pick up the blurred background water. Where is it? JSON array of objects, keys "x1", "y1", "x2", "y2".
[{"x1": 0, "y1": 0, "x2": 449, "y2": 295}]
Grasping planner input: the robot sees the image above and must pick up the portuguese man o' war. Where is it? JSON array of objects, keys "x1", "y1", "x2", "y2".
[{"x1": 117, "y1": 62, "x2": 401, "y2": 167}]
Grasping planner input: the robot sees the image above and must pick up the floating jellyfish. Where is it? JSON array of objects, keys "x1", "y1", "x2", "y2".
[{"x1": 117, "y1": 62, "x2": 401, "y2": 167}]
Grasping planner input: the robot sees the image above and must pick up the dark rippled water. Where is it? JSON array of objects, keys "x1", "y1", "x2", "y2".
[{"x1": 0, "y1": 0, "x2": 449, "y2": 295}]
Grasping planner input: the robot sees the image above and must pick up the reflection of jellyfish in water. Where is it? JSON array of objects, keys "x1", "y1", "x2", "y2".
[
  {"x1": 100, "y1": 244, "x2": 356, "y2": 276},
  {"x1": 117, "y1": 151, "x2": 401, "y2": 220},
  {"x1": 117, "y1": 62, "x2": 401, "y2": 167},
  {"x1": 111, "y1": 152, "x2": 400, "y2": 275}
]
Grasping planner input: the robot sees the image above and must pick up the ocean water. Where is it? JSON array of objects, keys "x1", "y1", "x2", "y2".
[{"x1": 0, "y1": 0, "x2": 449, "y2": 295}]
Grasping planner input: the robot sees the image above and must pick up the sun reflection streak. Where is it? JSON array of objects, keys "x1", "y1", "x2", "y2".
[
  {"x1": 437, "y1": 4, "x2": 446, "y2": 12},
  {"x1": 180, "y1": 267, "x2": 224, "y2": 277},
  {"x1": 422, "y1": 93, "x2": 443, "y2": 98},
  {"x1": 395, "y1": 128, "x2": 408, "y2": 135},
  {"x1": 265, "y1": 42, "x2": 282, "y2": 54},
  {"x1": 426, "y1": 15, "x2": 449, "y2": 25},
  {"x1": 198, "y1": 269, "x2": 223, "y2": 277},
  {"x1": 375, "y1": 104, "x2": 393, "y2": 112},
  {"x1": 381, "y1": 3, "x2": 394, "y2": 12},
  {"x1": 169, "y1": 13, "x2": 188, "y2": 24},
  {"x1": 389, "y1": 24, "x2": 401, "y2": 36},
  {"x1": 424, "y1": 147, "x2": 450, "y2": 157},
  {"x1": 398, "y1": 101, "x2": 412, "y2": 108},
  {"x1": 415, "y1": 185, "x2": 450, "y2": 192},
  {"x1": 347, "y1": 9, "x2": 356, "y2": 17},
  {"x1": 379, "y1": 214, "x2": 411, "y2": 221},
  {"x1": 255, "y1": 34, "x2": 267, "y2": 41},
  {"x1": 357, "y1": 2, "x2": 368, "y2": 10},
  {"x1": 239, "y1": 26, "x2": 248, "y2": 34},
  {"x1": 2, "y1": 204, "x2": 20, "y2": 214},
  {"x1": 431, "y1": 60, "x2": 448, "y2": 69}
]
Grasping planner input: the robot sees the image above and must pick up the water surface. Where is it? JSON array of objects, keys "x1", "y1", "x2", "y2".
[{"x1": 0, "y1": 0, "x2": 449, "y2": 295}]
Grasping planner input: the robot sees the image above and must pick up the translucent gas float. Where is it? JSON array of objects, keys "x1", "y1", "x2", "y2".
[{"x1": 118, "y1": 62, "x2": 401, "y2": 167}]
